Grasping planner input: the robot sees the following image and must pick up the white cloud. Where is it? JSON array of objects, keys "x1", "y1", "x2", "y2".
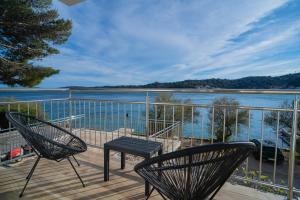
[{"x1": 39, "y1": 0, "x2": 299, "y2": 87}]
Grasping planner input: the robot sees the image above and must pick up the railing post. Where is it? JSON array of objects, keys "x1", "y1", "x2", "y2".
[
  {"x1": 145, "y1": 92, "x2": 150, "y2": 140},
  {"x1": 68, "y1": 89, "x2": 73, "y2": 133},
  {"x1": 288, "y1": 99, "x2": 298, "y2": 200}
]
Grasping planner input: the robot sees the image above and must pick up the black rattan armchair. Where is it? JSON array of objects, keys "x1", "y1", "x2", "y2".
[
  {"x1": 6, "y1": 112, "x2": 87, "y2": 197},
  {"x1": 134, "y1": 142, "x2": 255, "y2": 200}
]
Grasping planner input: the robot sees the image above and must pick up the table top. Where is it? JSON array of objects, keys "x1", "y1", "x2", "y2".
[{"x1": 104, "y1": 136, "x2": 163, "y2": 157}]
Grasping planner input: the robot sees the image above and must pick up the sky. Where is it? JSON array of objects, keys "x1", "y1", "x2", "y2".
[{"x1": 36, "y1": 0, "x2": 300, "y2": 87}]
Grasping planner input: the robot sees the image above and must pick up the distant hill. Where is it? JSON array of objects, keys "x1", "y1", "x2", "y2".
[{"x1": 67, "y1": 73, "x2": 300, "y2": 89}]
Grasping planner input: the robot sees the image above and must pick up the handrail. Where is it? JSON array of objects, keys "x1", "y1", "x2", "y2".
[
  {"x1": 71, "y1": 98, "x2": 145, "y2": 104},
  {"x1": 150, "y1": 121, "x2": 181, "y2": 138},
  {"x1": 73, "y1": 98, "x2": 295, "y2": 111},
  {"x1": 0, "y1": 98, "x2": 69, "y2": 105},
  {"x1": 151, "y1": 102, "x2": 296, "y2": 112}
]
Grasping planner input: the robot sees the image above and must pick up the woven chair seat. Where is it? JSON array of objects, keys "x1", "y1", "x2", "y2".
[
  {"x1": 6, "y1": 112, "x2": 87, "y2": 161},
  {"x1": 135, "y1": 142, "x2": 255, "y2": 200},
  {"x1": 6, "y1": 112, "x2": 88, "y2": 197}
]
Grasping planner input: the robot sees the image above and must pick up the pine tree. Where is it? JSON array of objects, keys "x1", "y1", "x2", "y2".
[{"x1": 0, "y1": 0, "x2": 72, "y2": 87}]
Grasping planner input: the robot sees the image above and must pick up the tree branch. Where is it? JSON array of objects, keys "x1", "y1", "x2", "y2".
[
  {"x1": 0, "y1": 57, "x2": 24, "y2": 66},
  {"x1": 0, "y1": 42, "x2": 44, "y2": 53}
]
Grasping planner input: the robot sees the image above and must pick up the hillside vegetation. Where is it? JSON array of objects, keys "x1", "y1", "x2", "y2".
[{"x1": 68, "y1": 73, "x2": 300, "y2": 89}]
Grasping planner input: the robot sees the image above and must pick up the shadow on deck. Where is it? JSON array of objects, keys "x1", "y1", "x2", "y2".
[{"x1": 0, "y1": 147, "x2": 284, "y2": 200}]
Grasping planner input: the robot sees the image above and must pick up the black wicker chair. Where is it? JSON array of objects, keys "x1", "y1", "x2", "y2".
[
  {"x1": 134, "y1": 142, "x2": 255, "y2": 200},
  {"x1": 5, "y1": 112, "x2": 87, "y2": 197}
]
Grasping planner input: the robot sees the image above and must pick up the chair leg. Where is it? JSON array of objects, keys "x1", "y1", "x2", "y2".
[
  {"x1": 20, "y1": 156, "x2": 41, "y2": 197},
  {"x1": 72, "y1": 155, "x2": 80, "y2": 167},
  {"x1": 156, "y1": 189, "x2": 167, "y2": 200},
  {"x1": 26, "y1": 156, "x2": 39, "y2": 180},
  {"x1": 146, "y1": 187, "x2": 155, "y2": 200},
  {"x1": 145, "y1": 187, "x2": 167, "y2": 200},
  {"x1": 209, "y1": 184, "x2": 224, "y2": 200},
  {"x1": 67, "y1": 157, "x2": 85, "y2": 187}
]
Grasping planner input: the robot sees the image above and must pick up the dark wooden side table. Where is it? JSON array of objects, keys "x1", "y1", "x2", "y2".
[{"x1": 104, "y1": 136, "x2": 163, "y2": 196}]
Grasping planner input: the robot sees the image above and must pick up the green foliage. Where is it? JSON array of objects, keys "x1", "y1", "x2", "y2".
[
  {"x1": 0, "y1": 98, "x2": 44, "y2": 131},
  {"x1": 149, "y1": 93, "x2": 199, "y2": 123},
  {"x1": 265, "y1": 100, "x2": 300, "y2": 132},
  {"x1": 68, "y1": 72, "x2": 300, "y2": 90},
  {"x1": 0, "y1": 0, "x2": 72, "y2": 87},
  {"x1": 265, "y1": 100, "x2": 300, "y2": 153},
  {"x1": 100, "y1": 73, "x2": 300, "y2": 89},
  {"x1": 240, "y1": 169, "x2": 287, "y2": 196},
  {"x1": 208, "y1": 97, "x2": 248, "y2": 142}
]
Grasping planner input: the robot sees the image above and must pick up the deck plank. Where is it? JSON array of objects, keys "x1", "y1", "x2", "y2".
[{"x1": 0, "y1": 147, "x2": 284, "y2": 200}]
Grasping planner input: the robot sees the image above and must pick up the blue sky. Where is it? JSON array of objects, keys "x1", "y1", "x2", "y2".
[{"x1": 37, "y1": 0, "x2": 300, "y2": 87}]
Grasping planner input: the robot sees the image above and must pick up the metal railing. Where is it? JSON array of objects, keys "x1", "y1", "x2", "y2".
[
  {"x1": 0, "y1": 88, "x2": 299, "y2": 199},
  {"x1": 68, "y1": 98, "x2": 180, "y2": 152},
  {"x1": 0, "y1": 98, "x2": 70, "y2": 164}
]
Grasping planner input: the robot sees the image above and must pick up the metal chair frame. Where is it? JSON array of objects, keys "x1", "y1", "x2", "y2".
[
  {"x1": 6, "y1": 112, "x2": 87, "y2": 197},
  {"x1": 135, "y1": 142, "x2": 255, "y2": 200}
]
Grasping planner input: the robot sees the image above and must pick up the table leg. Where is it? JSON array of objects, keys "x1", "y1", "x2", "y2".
[
  {"x1": 158, "y1": 148, "x2": 163, "y2": 156},
  {"x1": 121, "y1": 152, "x2": 125, "y2": 169},
  {"x1": 158, "y1": 148, "x2": 163, "y2": 183},
  {"x1": 145, "y1": 155, "x2": 150, "y2": 196},
  {"x1": 145, "y1": 180, "x2": 150, "y2": 196},
  {"x1": 104, "y1": 148, "x2": 110, "y2": 181}
]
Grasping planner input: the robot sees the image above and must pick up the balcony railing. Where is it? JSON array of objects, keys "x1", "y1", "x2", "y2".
[{"x1": 0, "y1": 88, "x2": 299, "y2": 199}]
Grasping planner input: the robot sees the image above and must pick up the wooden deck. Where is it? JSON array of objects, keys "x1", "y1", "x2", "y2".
[{"x1": 0, "y1": 147, "x2": 284, "y2": 200}]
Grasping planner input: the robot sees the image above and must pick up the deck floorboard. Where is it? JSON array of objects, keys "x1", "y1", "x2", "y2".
[{"x1": 0, "y1": 147, "x2": 284, "y2": 200}]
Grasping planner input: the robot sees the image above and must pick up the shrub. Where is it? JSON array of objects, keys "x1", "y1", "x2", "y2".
[
  {"x1": 265, "y1": 100, "x2": 300, "y2": 154},
  {"x1": 208, "y1": 97, "x2": 248, "y2": 142},
  {"x1": 149, "y1": 93, "x2": 199, "y2": 122},
  {"x1": 0, "y1": 98, "x2": 44, "y2": 131}
]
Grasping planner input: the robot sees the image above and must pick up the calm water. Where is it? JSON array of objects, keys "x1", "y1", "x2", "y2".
[
  {"x1": 0, "y1": 90, "x2": 297, "y2": 106},
  {"x1": 0, "y1": 91, "x2": 298, "y2": 149}
]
